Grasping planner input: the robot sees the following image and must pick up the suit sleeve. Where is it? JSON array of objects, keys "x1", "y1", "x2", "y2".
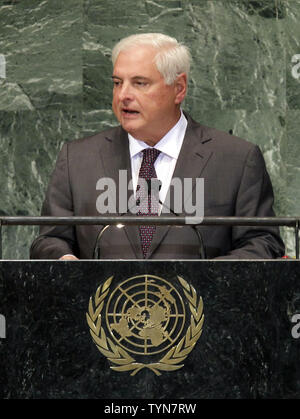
[
  {"x1": 30, "y1": 143, "x2": 78, "y2": 259},
  {"x1": 219, "y1": 145, "x2": 285, "y2": 259}
]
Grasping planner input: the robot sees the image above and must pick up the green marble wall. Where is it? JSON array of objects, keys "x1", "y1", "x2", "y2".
[{"x1": 0, "y1": 0, "x2": 299, "y2": 259}]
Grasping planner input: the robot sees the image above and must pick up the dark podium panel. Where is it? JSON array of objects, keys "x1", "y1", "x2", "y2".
[{"x1": 0, "y1": 260, "x2": 300, "y2": 399}]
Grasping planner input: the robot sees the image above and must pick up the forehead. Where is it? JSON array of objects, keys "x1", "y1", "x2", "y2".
[{"x1": 113, "y1": 45, "x2": 162, "y2": 78}]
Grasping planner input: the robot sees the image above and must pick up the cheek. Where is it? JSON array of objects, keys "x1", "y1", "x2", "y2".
[
  {"x1": 112, "y1": 94, "x2": 119, "y2": 111},
  {"x1": 150, "y1": 95, "x2": 173, "y2": 114},
  {"x1": 151, "y1": 88, "x2": 173, "y2": 104},
  {"x1": 145, "y1": 92, "x2": 167, "y2": 109}
]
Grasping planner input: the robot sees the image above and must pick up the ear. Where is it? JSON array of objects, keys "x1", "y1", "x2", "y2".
[{"x1": 174, "y1": 73, "x2": 187, "y2": 104}]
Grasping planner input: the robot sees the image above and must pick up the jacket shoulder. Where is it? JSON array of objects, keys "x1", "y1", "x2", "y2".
[
  {"x1": 65, "y1": 125, "x2": 123, "y2": 150},
  {"x1": 187, "y1": 115, "x2": 259, "y2": 159}
]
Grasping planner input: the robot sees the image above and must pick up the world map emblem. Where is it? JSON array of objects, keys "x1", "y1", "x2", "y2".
[{"x1": 86, "y1": 274, "x2": 204, "y2": 376}]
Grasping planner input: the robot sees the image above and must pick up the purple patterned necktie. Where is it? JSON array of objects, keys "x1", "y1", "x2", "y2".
[{"x1": 136, "y1": 148, "x2": 161, "y2": 258}]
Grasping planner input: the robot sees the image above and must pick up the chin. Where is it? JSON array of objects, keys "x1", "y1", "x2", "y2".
[{"x1": 122, "y1": 123, "x2": 144, "y2": 138}]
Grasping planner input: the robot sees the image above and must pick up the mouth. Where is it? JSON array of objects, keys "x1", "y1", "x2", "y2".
[{"x1": 122, "y1": 108, "x2": 140, "y2": 115}]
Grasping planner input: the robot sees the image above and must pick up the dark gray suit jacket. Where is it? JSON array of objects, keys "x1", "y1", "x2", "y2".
[{"x1": 30, "y1": 114, "x2": 285, "y2": 259}]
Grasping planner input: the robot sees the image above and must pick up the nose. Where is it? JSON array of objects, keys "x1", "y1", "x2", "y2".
[{"x1": 118, "y1": 81, "x2": 134, "y2": 102}]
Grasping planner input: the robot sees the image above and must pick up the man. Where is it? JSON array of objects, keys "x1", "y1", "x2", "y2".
[{"x1": 30, "y1": 33, "x2": 285, "y2": 260}]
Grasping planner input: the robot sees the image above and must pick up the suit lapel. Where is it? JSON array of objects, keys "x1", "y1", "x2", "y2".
[
  {"x1": 171, "y1": 117, "x2": 213, "y2": 186},
  {"x1": 147, "y1": 115, "x2": 213, "y2": 258},
  {"x1": 99, "y1": 126, "x2": 130, "y2": 192}
]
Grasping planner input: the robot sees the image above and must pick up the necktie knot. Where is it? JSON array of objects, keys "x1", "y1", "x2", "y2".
[
  {"x1": 142, "y1": 148, "x2": 161, "y2": 165},
  {"x1": 138, "y1": 148, "x2": 161, "y2": 182}
]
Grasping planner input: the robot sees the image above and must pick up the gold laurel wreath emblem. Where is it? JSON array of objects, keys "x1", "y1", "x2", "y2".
[{"x1": 86, "y1": 275, "x2": 204, "y2": 376}]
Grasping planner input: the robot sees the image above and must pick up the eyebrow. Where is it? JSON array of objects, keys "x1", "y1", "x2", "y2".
[{"x1": 111, "y1": 75, "x2": 150, "y2": 82}]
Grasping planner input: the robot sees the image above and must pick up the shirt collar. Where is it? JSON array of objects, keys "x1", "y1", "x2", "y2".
[{"x1": 128, "y1": 111, "x2": 187, "y2": 159}]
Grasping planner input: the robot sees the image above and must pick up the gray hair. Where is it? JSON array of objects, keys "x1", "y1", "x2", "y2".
[{"x1": 111, "y1": 33, "x2": 191, "y2": 85}]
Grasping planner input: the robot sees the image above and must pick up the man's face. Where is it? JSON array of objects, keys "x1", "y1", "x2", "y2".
[{"x1": 112, "y1": 45, "x2": 186, "y2": 145}]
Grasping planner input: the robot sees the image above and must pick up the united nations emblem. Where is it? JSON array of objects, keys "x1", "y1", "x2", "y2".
[{"x1": 86, "y1": 274, "x2": 204, "y2": 376}]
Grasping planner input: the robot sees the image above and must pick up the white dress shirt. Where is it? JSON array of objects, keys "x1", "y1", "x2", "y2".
[{"x1": 128, "y1": 111, "x2": 188, "y2": 207}]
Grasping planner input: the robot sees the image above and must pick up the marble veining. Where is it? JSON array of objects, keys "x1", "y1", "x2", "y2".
[{"x1": 0, "y1": 0, "x2": 299, "y2": 258}]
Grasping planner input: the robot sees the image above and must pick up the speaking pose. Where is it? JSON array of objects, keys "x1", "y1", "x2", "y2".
[{"x1": 30, "y1": 33, "x2": 285, "y2": 260}]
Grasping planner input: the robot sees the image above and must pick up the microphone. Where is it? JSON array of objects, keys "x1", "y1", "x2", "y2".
[
  {"x1": 93, "y1": 224, "x2": 110, "y2": 259},
  {"x1": 93, "y1": 217, "x2": 127, "y2": 259},
  {"x1": 93, "y1": 179, "x2": 206, "y2": 259},
  {"x1": 93, "y1": 199, "x2": 139, "y2": 259},
  {"x1": 146, "y1": 179, "x2": 206, "y2": 259},
  {"x1": 93, "y1": 179, "x2": 154, "y2": 259}
]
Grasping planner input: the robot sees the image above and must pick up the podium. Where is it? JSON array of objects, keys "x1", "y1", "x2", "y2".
[{"x1": 0, "y1": 260, "x2": 300, "y2": 399}]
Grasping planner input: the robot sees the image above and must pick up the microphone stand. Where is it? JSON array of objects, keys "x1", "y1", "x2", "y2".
[
  {"x1": 148, "y1": 180, "x2": 206, "y2": 259},
  {"x1": 93, "y1": 179, "x2": 206, "y2": 260},
  {"x1": 93, "y1": 225, "x2": 111, "y2": 259},
  {"x1": 93, "y1": 201, "x2": 139, "y2": 259}
]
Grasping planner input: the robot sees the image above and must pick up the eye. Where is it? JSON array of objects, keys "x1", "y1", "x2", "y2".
[
  {"x1": 134, "y1": 81, "x2": 148, "y2": 87},
  {"x1": 112, "y1": 79, "x2": 122, "y2": 87}
]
